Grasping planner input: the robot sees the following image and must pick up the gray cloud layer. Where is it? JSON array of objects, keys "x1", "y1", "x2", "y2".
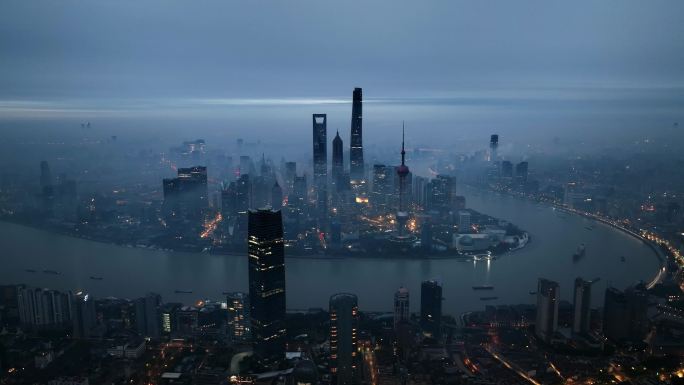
[
  {"x1": 1, "y1": 0, "x2": 682, "y2": 148},
  {"x1": 2, "y1": 0, "x2": 683, "y2": 100}
]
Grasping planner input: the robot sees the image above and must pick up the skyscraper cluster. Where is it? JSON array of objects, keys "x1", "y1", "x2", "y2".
[
  {"x1": 484, "y1": 134, "x2": 533, "y2": 190},
  {"x1": 17, "y1": 285, "x2": 71, "y2": 329},
  {"x1": 533, "y1": 276, "x2": 648, "y2": 344}
]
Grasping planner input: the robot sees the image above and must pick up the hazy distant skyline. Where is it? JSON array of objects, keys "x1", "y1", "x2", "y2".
[{"x1": 1, "y1": 0, "x2": 683, "y2": 145}]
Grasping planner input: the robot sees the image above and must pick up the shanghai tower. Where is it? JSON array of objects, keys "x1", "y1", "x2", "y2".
[{"x1": 349, "y1": 88, "x2": 364, "y2": 181}]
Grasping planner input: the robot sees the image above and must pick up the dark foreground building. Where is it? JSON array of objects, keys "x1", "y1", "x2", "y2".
[
  {"x1": 420, "y1": 280, "x2": 442, "y2": 339},
  {"x1": 248, "y1": 209, "x2": 286, "y2": 362},
  {"x1": 330, "y1": 293, "x2": 359, "y2": 385},
  {"x1": 603, "y1": 286, "x2": 648, "y2": 343}
]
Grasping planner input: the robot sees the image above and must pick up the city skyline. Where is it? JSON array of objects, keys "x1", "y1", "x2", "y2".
[{"x1": 1, "y1": 1, "x2": 684, "y2": 384}]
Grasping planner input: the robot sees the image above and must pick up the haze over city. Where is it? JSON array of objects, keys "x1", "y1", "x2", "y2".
[
  {"x1": 1, "y1": 1, "x2": 684, "y2": 385},
  {"x1": 2, "y1": 0, "x2": 684, "y2": 149}
]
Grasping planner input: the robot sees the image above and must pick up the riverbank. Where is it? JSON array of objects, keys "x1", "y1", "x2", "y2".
[
  {"x1": 0, "y1": 213, "x2": 530, "y2": 261},
  {"x1": 468, "y1": 185, "x2": 668, "y2": 288},
  {"x1": 554, "y1": 205, "x2": 667, "y2": 289},
  {"x1": 0, "y1": 193, "x2": 661, "y2": 312}
]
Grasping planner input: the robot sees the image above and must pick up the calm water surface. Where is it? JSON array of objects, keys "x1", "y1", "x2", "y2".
[{"x1": 0, "y1": 189, "x2": 660, "y2": 315}]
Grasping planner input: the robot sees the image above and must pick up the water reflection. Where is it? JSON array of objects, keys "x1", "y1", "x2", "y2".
[{"x1": 0, "y1": 189, "x2": 661, "y2": 315}]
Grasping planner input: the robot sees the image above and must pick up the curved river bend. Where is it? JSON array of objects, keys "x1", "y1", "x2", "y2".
[{"x1": 1, "y1": 189, "x2": 660, "y2": 315}]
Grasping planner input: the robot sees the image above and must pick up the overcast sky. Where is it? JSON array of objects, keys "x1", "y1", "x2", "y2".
[
  {"x1": 1, "y1": 0, "x2": 683, "y2": 147},
  {"x1": 2, "y1": 0, "x2": 683, "y2": 98}
]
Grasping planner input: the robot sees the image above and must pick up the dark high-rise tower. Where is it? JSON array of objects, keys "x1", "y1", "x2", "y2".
[
  {"x1": 235, "y1": 174, "x2": 251, "y2": 212},
  {"x1": 313, "y1": 114, "x2": 328, "y2": 223},
  {"x1": 489, "y1": 134, "x2": 499, "y2": 161},
  {"x1": 71, "y1": 291, "x2": 96, "y2": 339},
  {"x1": 329, "y1": 293, "x2": 359, "y2": 385},
  {"x1": 603, "y1": 286, "x2": 648, "y2": 343},
  {"x1": 420, "y1": 280, "x2": 442, "y2": 339},
  {"x1": 271, "y1": 181, "x2": 283, "y2": 211},
  {"x1": 350, "y1": 88, "x2": 364, "y2": 181},
  {"x1": 312, "y1": 114, "x2": 328, "y2": 188},
  {"x1": 515, "y1": 161, "x2": 529, "y2": 185},
  {"x1": 535, "y1": 278, "x2": 559, "y2": 342},
  {"x1": 573, "y1": 278, "x2": 592, "y2": 335},
  {"x1": 248, "y1": 209, "x2": 286, "y2": 362},
  {"x1": 394, "y1": 287, "x2": 409, "y2": 330},
  {"x1": 332, "y1": 131, "x2": 344, "y2": 191},
  {"x1": 135, "y1": 293, "x2": 161, "y2": 339},
  {"x1": 284, "y1": 161, "x2": 297, "y2": 193},
  {"x1": 291, "y1": 175, "x2": 307, "y2": 210},
  {"x1": 40, "y1": 160, "x2": 53, "y2": 192},
  {"x1": 39, "y1": 160, "x2": 54, "y2": 211}
]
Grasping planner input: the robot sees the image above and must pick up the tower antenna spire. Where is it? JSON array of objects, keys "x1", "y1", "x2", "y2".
[{"x1": 401, "y1": 121, "x2": 406, "y2": 166}]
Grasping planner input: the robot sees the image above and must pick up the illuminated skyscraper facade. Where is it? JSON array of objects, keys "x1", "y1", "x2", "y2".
[
  {"x1": 226, "y1": 292, "x2": 251, "y2": 342},
  {"x1": 313, "y1": 114, "x2": 328, "y2": 223},
  {"x1": 329, "y1": 293, "x2": 359, "y2": 385},
  {"x1": 312, "y1": 114, "x2": 328, "y2": 189},
  {"x1": 248, "y1": 209, "x2": 286, "y2": 361}
]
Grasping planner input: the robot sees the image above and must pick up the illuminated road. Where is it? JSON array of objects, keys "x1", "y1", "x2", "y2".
[
  {"x1": 485, "y1": 346, "x2": 541, "y2": 385},
  {"x1": 200, "y1": 212, "x2": 223, "y2": 239},
  {"x1": 363, "y1": 346, "x2": 378, "y2": 385}
]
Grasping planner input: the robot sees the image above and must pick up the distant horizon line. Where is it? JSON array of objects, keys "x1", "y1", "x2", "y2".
[{"x1": 0, "y1": 84, "x2": 682, "y2": 119}]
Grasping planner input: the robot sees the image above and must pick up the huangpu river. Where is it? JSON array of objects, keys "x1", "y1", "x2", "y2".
[{"x1": 0, "y1": 188, "x2": 661, "y2": 316}]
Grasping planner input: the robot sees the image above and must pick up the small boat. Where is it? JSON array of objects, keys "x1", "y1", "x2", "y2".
[
  {"x1": 43, "y1": 270, "x2": 60, "y2": 275},
  {"x1": 472, "y1": 285, "x2": 494, "y2": 290},
  {"x1": 89, "y1": 276, "x2": 103, "y2": 281},
  {"x1": 24, "y1": 269, "x2": 37, "y2": 273},
  {"x1": 573, "y1": 244, "x2": 586, "y2": 260},
  {"x1": 480, "y1": 296, "x2": 498, "y2": 301},
  {"x1": 175, "y1": 290, "x2": 193, "y2": 294},
  {"x1": 529, "y1": 291, "x2": 537, "y2": 295},
  {"x1": 584, "y1": 226, "x2": 593, "y2": 231}
]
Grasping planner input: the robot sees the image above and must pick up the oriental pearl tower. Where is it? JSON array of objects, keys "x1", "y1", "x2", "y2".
[{"x1": 396, "y1": 122, "x2": 410, "y2": 235}]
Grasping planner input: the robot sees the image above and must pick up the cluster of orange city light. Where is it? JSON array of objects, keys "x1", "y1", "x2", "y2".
[{"x1": 199, "y1": 212, "x2": 223, "y2": 239}]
